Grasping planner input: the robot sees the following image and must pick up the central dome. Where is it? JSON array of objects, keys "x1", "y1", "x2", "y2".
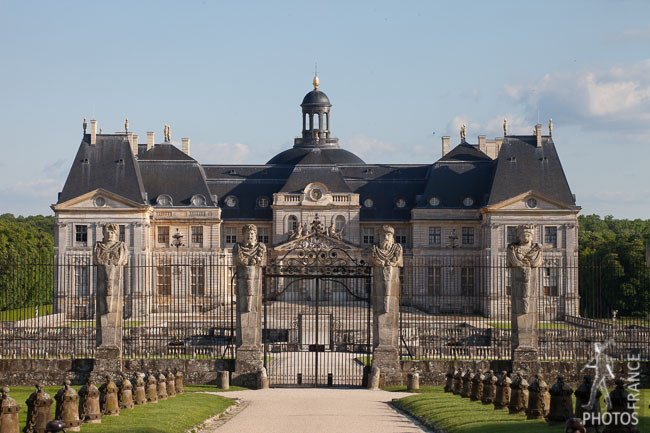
[
  {"x1": 301, "y1": 89, "x2": 331, "y2": 106},
  {"x1": 267, "y1": 147, "x2": 365, "y2": 165}
]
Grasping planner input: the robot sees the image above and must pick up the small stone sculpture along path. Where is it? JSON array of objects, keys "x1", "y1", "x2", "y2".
[{"x1": 200, "y1": 388, "x2": 427, "y2": 433}]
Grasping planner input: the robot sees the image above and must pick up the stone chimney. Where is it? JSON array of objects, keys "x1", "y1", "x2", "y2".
[
  {"x1": 478, "y1": 135, "x2": 486, "y2": 153},
  {"x1": 90, "y1": 120, "x2": 97, "y2": 145},
  {"x1": 181, "y1": 138, "x2": 190, "y2": 156},
  {"x1": 535, "y1": 124, "x2": 542, "y2": 147},
  {"x1": 129, "y1": 133, "x2": 138, "y2": 156},
  {"x1": 442, "y1": 136, "x2": 450, "y2": 156},
  {"x1": 147, "y1": 132, "x2": 154, "y2": 151}
]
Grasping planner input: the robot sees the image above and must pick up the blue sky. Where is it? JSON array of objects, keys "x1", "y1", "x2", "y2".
[{"x1": 1, "y1": 0, "x2": 649, "y2": 218}]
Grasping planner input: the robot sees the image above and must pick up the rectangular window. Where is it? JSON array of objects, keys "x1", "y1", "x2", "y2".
[
  {"x1": 544, "y1": 267, "x2": 559, "y2": 296},
  {"x1": 427, "y1": 266, "x2": 441, "y2": 296},
  {"x1": 157, "y1": 266, "x2": 171, "y2": 296},
  {"x1": 545, "y1": 226, "x2": 558, "y2": 248},
  {"x1": 191, "y1": 265, "x2": 205, "y2": 296},
  {"x1": 461, "y1": 267, "x2": 474, "y2": 296},
  {"x1": 158, "y1": 226, "x2": 170, "y2": 246},
  {"x1": 362, "y1": 228, "x2": 374, "y2": 245},
  {"x1": 75, "y1": 225, "x2": 88, "y2": 244},
  {"x1": 191, "y1": 226, "x2": 203, "y2": 247},
  {"x1": 225, "y1": 227, "x2": 237, "y2": 247},
  {"x1": 428, "y1": 226, "x2": 441, "y2": 246},
  {"x1": 461, "y1": 227, "x2": 474, "y2": 245},
  {"x1": 119, "y1": 225, "x2": 126, "y2": 243},
  {"x1": 74, "y1": 265, "x2": 89, "y2": 296},
  {"x1": 507, "y1": 226, "x2": 517, "y2": 245},
  {"x1": 395, "y1": 228, "x2": 407, "y2": 246},
  {"x1": 258, "y1": 227, "x2": 270, "y2": 244}
]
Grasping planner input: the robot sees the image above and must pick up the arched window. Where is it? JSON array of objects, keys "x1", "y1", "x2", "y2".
[
  {"x1": 335, "y1": 215, "x2": 345, "y2": 233},
  {"x1": 287, "y1": 215, "x2": 298, "y2": 232},
  {"x1": 314, "y1": 113, "x2": 320, "y2": 131}
]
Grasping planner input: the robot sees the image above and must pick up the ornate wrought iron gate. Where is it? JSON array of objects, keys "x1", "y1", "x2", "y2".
[{"x1": 262, "y1": 240, "x2": 372, "y2": 387}]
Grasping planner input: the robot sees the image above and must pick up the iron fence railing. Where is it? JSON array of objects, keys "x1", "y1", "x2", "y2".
[
  {"x1": 399, "y1": 256, "x2": 650, "y2": 361},
  {"x1": 1, "y1": 253, "x2": 648, "y2": 361}
]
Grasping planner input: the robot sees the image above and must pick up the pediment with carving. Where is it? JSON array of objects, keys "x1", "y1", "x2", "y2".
[{"x1": 270, "y1": 215, "x2": 366, "y2": 275}]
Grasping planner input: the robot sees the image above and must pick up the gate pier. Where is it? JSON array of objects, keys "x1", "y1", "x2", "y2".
[
  {"x1": 232, "y1": 225, "x2": 267, "y2": 388},
  {"x1": 371, "y1": 225, "x2": 404, "y2": 386}
]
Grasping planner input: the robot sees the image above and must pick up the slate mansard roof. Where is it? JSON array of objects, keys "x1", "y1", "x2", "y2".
[
  {"x1": 57, "y1": 86, "x2": 577, "y2": 217},
  {"x1": 58, "y1": 135, "x2": 577, "y2": 218}
]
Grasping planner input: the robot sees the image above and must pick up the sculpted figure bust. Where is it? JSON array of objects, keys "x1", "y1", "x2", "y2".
[
  {"x1": 372, "y1": 225, "x2": 403, "y2": 268},
  {"x1": 93, "y1": 223, "x2": 128, "y2": 349},
  {"x1": 234, "y1": 224, "x2": 266, "y2": 314},
  {"x1": 507, "y1": 224, "x2": 543, "y2": 314},
  {"x1": 233, "y1": 224, "x2": 267, "y2": 267},
  {"x1": 94, "y1": 224, "x2": 128, "y2": 294}
]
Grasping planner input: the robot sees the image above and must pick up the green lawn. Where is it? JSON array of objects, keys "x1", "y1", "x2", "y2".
[
  {"x1": 390, "y1": 386, "x2": 650, "y2": 433},
  {"x1": 6, "y1": 385, "x2": 236, "y2": 433},
  {"x1": 0, "y1": 304, "x2": 53, "y2": 322}
]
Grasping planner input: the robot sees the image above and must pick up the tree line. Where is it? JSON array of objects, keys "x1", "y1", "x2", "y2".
[{"x1": 577, "y1": 215, "x2": 650, "y2": 319}]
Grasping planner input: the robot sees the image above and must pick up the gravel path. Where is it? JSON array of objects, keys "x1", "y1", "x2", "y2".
[{"x1": 199, "y1": 388, "x2": 427, "y2": 433}]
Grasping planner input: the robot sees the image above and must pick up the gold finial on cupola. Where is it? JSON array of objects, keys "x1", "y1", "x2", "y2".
[
  {"x1": 83, "y1": 117, "x2": 87, "y2": 134},
  {"x1": 313, "y1": 62, "x2": 319, "y2": 89}
]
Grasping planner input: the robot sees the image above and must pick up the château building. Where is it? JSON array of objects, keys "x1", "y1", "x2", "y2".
[{"x1": 52, "y1": 77, "x2": 580, "y2": 320}]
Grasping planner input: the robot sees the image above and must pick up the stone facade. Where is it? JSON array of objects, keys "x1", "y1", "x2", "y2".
[{"x1": 51, "y1": 79, "x2": 580, "y2": 326}]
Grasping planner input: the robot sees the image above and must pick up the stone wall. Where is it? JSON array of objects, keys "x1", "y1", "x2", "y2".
[
  {"x1": 400, "y1": 359, "x2": 650, "y2": 388},
  {"x1": 0, "y1": 358, "x2": 234, "y2": 387}
]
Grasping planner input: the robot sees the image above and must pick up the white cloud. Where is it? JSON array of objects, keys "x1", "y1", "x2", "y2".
[
  {"x1": 4, "y1": 178, "x2": 61, "y2": 199},
  {"x1": 504, "y1": 59, "x2": 650, "y2": 133},
  {"x1": 190, "y1": 142, "x2": 250, "y2": 164},
  {"x1": 344, "y1": 135, "x2": 397, "y2": 159},
  {"x1": 620, "y1": 23, "x2": 650, "y2": 41}
]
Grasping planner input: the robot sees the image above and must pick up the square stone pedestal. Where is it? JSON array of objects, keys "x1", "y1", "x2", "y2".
[
  {"x1": 373, "y1": 345, "x2": 402, "y2": 387},
  {"x1": 92, "y1": 346, "x2": 122, "y2": 381},
  {"x1": 233, "y1": 346, "x2": 263, "y2": 388},
  {"x1": 512, "y1": 346, "x2": 539, "y2": 378}
]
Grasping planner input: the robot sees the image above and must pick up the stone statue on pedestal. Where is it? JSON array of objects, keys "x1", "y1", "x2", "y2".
[
  {"x1": 233, "y1": 224, "x2": 267, "y2": 386},
  {"x1": 370, "y1": 225, "x2": 403, "y2": 385},
  {"x1": 507, "y1": 224, "x2": 543, "y2": 362},
  {"x1": 94, "y1": 223, "x2": 128, "y2": 356}
]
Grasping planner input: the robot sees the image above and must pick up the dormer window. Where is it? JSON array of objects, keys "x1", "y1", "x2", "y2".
[
  {"x1": 462, "y1": 197, "x2": 474, "y2": 207},
  {"x1": 395, "y1": 198, "x2": 407, "y2": 208},
  {"x1": 363, "y1": 198, "x2": 374, "y2": 208},
  {"x1": 156, "y1": 194, "x2": 173, "y2": 207},
  {"x1": 428, "y1": 196, "x2": 440, "y2": 207},
  {"x1": 191, "y1": 194, "x2": 207, "y2": 207},
  {"x1": 257, "y1": 196, "x2": 270, "y2": 208}
]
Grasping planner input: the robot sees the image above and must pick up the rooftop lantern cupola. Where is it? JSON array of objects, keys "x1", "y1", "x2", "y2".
[{"x1": 295, "y1": 75, "x2": 339, "y2": 149}]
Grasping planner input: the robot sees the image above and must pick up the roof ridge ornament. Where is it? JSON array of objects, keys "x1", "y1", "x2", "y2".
[
  {"x1": 83, "y1": 117, "x2": 87, "y2": 134},
  {"x1": 548, "y1": 118, "x2": 553, "y2": 136},
  {"x1": 503, "y1": 118, "x2": 507, "y2": 136},
  {"x1": 460, "y1": 123, "x2": 466, "y2": 142}
]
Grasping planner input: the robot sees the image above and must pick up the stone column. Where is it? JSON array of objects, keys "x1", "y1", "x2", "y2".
[
  {"x1": 93, "y1": 223, "x2": 128, "y2": 374},
  {"x1": 232, "y1": 224, "x2": 267, "y2": 388},
  {"x1": 507, "y1": 224, "x2": 543, "y2": 372},
  {"x1": 371, "y1": 225, "x2": 403, "y2": 386}
]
